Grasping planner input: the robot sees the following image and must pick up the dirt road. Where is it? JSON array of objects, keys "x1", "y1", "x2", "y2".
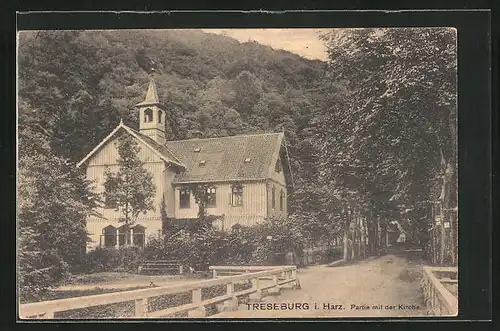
[{"x1": 212, "y1": 250, "x2": 428, "y2": 318}]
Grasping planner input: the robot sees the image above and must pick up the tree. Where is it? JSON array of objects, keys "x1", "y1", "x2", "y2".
[
  {"x1": 317, "y1": 28, "x2": 457, "y2": 263},
  {"x1": 18, "y1": 102, "x2": 98, "y2": 301},
  {"x1": 103, "y1": 133, "x2": 156, "y2": 245}
]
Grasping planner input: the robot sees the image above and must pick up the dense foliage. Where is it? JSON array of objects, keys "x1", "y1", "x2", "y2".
[
  {"x1": 318, "y1": 28, "x2": 457, "y2": 263},
  {"x1": 143, "y1": 216, "x2": 311, "y2": 271}
]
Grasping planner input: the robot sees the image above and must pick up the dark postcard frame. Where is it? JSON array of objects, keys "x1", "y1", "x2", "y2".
[{"x1": 6, "y1": 9, "x2": 493, "y2": 329}]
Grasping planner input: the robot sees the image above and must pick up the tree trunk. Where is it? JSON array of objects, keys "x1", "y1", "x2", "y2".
[
  {"x1": 377, "y1": 218, "x2": 382, "y2": 253},
  {"x1": 343, "y1": 231, "x2": 349, "y2": 260}
]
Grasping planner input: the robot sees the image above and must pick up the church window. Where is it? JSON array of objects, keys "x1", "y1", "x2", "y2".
[
  {"x1": 231, "y1": 183, "x2": 243, "y2": 206},
  {"x1": 206, "y1": 186, "x2": 217, "y2": 208},
  {"x1": 271, "y1": 185, "x2": 276, "y2": 209},
  {"x1": 280, "y1": 189, "x2": 285, "y2": 211},
  {"x1": 133, "y1": 225, "x2": 146, "y2": 248},
  {"x1": 144, "y1": 108, "x2": 153, "y2": 123},
  {"x1": 180, "y1": 186, "x2": 190, "y2": 209},
  {"x1": 158, "y1": 109, "x2": 162, "y2": 123},
  {"x1": 102, "y1": 225, "x2": 117, "y2": 248},
  {"x1": 275, "y1": 159, "x2": 282, "y2": 173},
  {"x1": 118, "y1": 225, "x2": 128, "y2": 247}
]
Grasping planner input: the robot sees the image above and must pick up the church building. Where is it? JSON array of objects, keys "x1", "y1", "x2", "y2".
[{"x1": 77, "y1": 79, "x2": 293, "y2": 251}]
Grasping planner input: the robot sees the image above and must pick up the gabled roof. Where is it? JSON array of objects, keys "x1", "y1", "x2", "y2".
[
  {"x1": 165, "y1": 132, "x2": 287, "y2": 184},
  {"x1": 77, "y1": 122, "x2": 292, "y2": 186},
  {"x1": 76, "y1": 121, "x2": 185, "y2": 168}
]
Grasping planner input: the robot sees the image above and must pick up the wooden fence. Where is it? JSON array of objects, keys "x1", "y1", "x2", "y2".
[
  {"x1": 421, "y1": 266, "x2": 458, "y2": 316},
  {"x1": 19, "y1": 265, "x2": 299, "y2": 319}
]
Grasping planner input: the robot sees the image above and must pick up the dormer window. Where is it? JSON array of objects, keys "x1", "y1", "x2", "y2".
[
  {"x1": 144, "y1": 108, "x2": 153, "y2": 123},
  {"x1": 194, "y1": 148, "x2": 201, "y2": 152},
  {"x1": 199, "y1": 160, "x2": 206, "y2": 166},
  {"x1": 244, "y1": 158, "x2": 251, "y2": 163}
]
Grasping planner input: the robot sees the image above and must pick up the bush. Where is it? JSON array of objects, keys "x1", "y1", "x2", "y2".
[
  {"x1": 137, "y1": 216, "x2": 309, "y2": 271},
  {"x1": 166, "y1": 227, "x2": 230, "y2": 271},
  {"x1": 19, "y1": 250, "x2": 71, "y2": 303},
  {"x1": 82, "y1": 246, "x2": 142, "y2": 273}
]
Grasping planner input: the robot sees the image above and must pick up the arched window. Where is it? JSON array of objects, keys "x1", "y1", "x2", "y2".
[
  {"x1": 118, "y1": 225, "x2": 129, "y2": 247},
  {"x1": 132, "y1": 225, "x2": 146, "y2": 248},
  {"x1": 231, "y1": 183, "x2": 243, "y2": 206},
  {"x1": 275, "y1": 159, "x2": 282, "y2": 173},
  {"x1": 102, "y1": 225, "x2": 117, "y2": 248},
  {"x1": 144, "y1": 108, "x2": 153, "y2": 123},
  {"x1": 158, "y1": 109, "x2": 163, "y2": 123},
  {"x1": 271, "y1": 185, "x2": 276, "y2": 209},
  {"x1": 206, "y1": 186, "x2": 217, "y2": 208},
  {"x1": 279, "y1": 189, "x2": 285, "y2": 211},
  {"x1": 179, "y1": 186, "x2": 190, "y2": 209}
]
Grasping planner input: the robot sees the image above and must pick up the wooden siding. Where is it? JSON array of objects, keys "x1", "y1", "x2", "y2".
[
  {"x1": 266, "y1": 180, "x2": 288, "y2": 219},
  {"x1": 163, "y1": 169, "x2": 176, "y2": 218},
  {"x1": 270, "y1": 156, "x2": 287, "y2": 186},
  {"x1": 84, "y1": 135, "x2": 175, "y2": 249},
  {"x1": 173, "y1": 181, "x2": 268, "y2": 224},
  {"x1": 88, "y1": 135, "x2": 162, "y2": 166}
]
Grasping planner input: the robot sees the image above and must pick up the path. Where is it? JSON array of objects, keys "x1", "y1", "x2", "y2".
[{"x1": 212, "y1": 248, "x2": 428, "y2": 318}]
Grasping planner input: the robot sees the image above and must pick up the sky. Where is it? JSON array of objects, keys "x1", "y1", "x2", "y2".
[{"x1": 201, "y1": 28, "x2": 330, "y2": 61}]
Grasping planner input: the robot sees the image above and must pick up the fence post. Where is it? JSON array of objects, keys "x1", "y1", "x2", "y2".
[
  {"x1": 291, "y1": 267, "x2": 300, "y2": 290},
  {"x1": 249, "y1": 278, "x2": 262, "y2": 302},
  {"x1": 222, "y1": 282, "x2": 239, "y2": 311},
  {"x1": 135, "y1": 298, "x2": 148, "y2": 317},
  {"x1": 268, "y1": 274, "x2": 280, "y2": 295},
  {"x1": 212, "y1": 269, "x2": 218, "y2": 278},
  {"x1": 187, "y1": 288, "x2": 206, "y2": 317},
  {"x1": 179, "y1": 265, "x2": 184, "y2": 274}
]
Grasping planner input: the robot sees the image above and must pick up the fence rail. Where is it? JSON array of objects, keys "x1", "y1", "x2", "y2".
[
  {"x1": 421, "y1": 266, "x2": 458, "y2": 316},
  {"x1": 19, "y1": 265, "x2": 299, "y2": 319}
]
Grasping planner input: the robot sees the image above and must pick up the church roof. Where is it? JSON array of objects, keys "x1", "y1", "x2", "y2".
[
  {"x1": 76, "y1": 122, "x2": 185, "y2": 168},
  {"x1": 135, "y1": 79, "x2": 160, "y2": 107},
  {"x1": 77, "y1": 123, "x2": 291, "y2": 186},
  {"x1": 165, "y1": 133, "x2": 286, "y2": 184}
]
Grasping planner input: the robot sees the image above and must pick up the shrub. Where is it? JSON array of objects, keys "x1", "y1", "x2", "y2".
[
  {"x1": 82, "y1": 246, "x2": 142, "y2": 273},
  {"x1": 166, "y1": 227, "x2": 230, "y2": 271},
  {"x1": 19, "y1": 250, "x2": 71, "y2": 303}
]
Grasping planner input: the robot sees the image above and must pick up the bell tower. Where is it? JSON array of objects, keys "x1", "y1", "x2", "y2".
[{"x1": 135, "y1": 79, "x2": 168, "y2": 145}]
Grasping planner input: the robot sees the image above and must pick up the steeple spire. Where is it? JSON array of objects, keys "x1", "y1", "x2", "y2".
[
  {"x1": 135, "y1": 77, "x2": 172, "y2": 144},
  {"x1": 135, "y1": 78, "x2": 160, "y2": 107}
]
